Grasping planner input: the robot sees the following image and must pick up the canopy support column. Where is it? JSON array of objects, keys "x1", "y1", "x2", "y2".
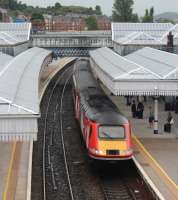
[{"x1": 154, "y1": 97, "x2": 159, "y2": 134}]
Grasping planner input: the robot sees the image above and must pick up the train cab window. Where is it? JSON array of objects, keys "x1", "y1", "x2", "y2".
[{"x1": 99, "y1": 126, "x2": 125, "y2": 140}]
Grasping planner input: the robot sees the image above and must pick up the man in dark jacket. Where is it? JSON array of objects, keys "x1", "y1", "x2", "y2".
[
  {"x1": 131, "y1": 100, "x2": 137, "y2": 118},
  {"x1": 137, "y1": 101, "x2": 144, "y2": 119}
]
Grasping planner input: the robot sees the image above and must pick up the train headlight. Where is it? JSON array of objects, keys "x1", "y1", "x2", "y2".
[
  {"x1": 89, "y1": 148, "x2": 104, "y2": 155},
  {"x1": 120, "y1": 149, "x2": 133, "y2": 155},
  {"x1": 96, "y1": 150, "x2": 104, "y2": 155}
]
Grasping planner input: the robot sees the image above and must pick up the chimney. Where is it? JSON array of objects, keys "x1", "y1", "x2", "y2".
[{"x1": 167, "y1": 31, "x2": 174, "y2": 52}]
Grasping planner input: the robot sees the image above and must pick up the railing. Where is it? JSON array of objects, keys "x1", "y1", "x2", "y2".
[{"x1": 30, "y1": 31, "x2": 113, "y2": 48}]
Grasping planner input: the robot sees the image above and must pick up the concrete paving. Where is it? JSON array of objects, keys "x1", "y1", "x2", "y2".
[
  {"x1": 0, "y1": 143, "x2": 12, "y2": 199},
  {"x1": 102, "y1": 84, "x2": 178, "y2": 200},
  {"x1": 111, "y1": 94, "x2": 178, "y2": 138},
  {"x1": 15, "y1": 142, "x2": 31, "y2": 200}
]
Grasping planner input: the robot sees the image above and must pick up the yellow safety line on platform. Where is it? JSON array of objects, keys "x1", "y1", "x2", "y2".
[
  {"x1": 133, "y1": 135, "x2": 178, "y2": 190},
  {"x1": 2, "y1": 142, "x2": 17, "y2": 200}
]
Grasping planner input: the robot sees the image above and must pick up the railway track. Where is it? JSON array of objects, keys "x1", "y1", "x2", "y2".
[
  {"x1": 32, "y1": 61, "x2": 156, "y2": 200},
  {"x1": 42, "y1": 66, "x2": 74, "y2": 200},
  {"x1": 32, "y1": 63, "x2": 104, "y2": 200},
  {"x1": 98, "y1": 161, "x2": 155, "y2": 200}
]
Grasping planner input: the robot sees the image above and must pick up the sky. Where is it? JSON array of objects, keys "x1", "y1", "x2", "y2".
[{"x1": 21, "y1": 0, "x2": 178, "y2": 16}]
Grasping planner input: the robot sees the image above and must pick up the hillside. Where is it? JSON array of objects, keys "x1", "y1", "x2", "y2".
[
  {"x1": 155, "y1": 12, "x2": 178, "y2": 22},
  {"x1": 0, "y1": 0, "x2": 102, "y2": 18}
]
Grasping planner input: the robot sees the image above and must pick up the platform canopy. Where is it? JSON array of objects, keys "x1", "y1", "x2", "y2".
[
  {"x1": 0, "y1": 52, "x2": 13, "y2": 68},
  {"x1": 89, "y1": 47, "x2": 178, "y2": 96},
  {"x1": 0, "y1": 23, "x2": 31, "y2": 45},
  {"x1": 111, "y1": 23, "x2": 174, "y2": 45},
  {"x1": 0, "y1": 47, "x2": 52, "y2": 141}
]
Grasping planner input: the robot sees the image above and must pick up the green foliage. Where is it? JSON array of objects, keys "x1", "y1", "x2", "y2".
[
  {"x1": 142, "y1": 7, "x2": 154, "y2": 22},
  {"x1": 156, "y1": 18, "x2": 176, "y2": 24},
  {"x1": 85, "y1": 16, "x2": 98, "y2": 30},
  {"x1": 8, "y1": 9, "x2": 18, "y2": 18},
  {"x1": 31, "y1": 13, "x2": 44, "y2": 21},
  {"x1": 0, "y1": 12, "x2": 2, "y2": 21},
  {"x1": 0, "y1": 0, "x2": 27, "y2": 10},
  {"x1": 95, "y1": 5, "x2": 102, "y2": 15},
  {"x1": 55, "y1": 2, "x2": 61, "y2": 9},
  {"x1": 132, "y1": 13, "x2": 139, "y2": 22},
  {"x1": 112, "y1": 0, "x2": 139, "y2": 22},
  {"x1": 0, "y1": 0, "x2": 12, "y2": 9},
  {"x1": 0, "y1": 0, "x2": 103, "y2": 19}
]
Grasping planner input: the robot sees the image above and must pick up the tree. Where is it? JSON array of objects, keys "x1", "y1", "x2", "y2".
[
  {"x1": 95, "y1": 5, "x2": 102, "y2": 15},
  {"x1": 0, "y1": 13, "x2": 2, "y2": 22},
  {"x1": 0, "y1": 0, "x2": 10, "y2": 8},
  {"x1": 112, "y1": 0, "x2": 135, "y2": 22},
  {"x1": 31, "y1": 13, "x2": 44, "y2": 21},
  {"x1": 85, "y1": 16, "x2": 98, "y2": 30},
  {"x1": 9, "y1": 0, "x2": 18, "y2": 9},
  {"x1": 55, "y1": 2, "x2": 62, "y2": 9},
  {"x1": 150, "y1": 7, "x2": 154, "y2": 18},
  {"x1": 142, "y1": 7, "x2": 154, "y2": 22},
  {"x1": 132, "y1": 13, "x2": 139, "y2": 22}
]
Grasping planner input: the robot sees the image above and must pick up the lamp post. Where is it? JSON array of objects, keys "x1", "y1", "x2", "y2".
[{"x1": 154, "y1": 87, "x2": 159, "y2": 134}]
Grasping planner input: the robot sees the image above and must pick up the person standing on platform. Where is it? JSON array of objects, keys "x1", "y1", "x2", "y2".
[
  {"x1": 137, "y1": 101, "x2": 144, "y2": 119},
  {"x1": 167, "y1": 112, "x2": 174, "y2": 133},
  {"x1": 148, "y1": 106, "x2": 154, "y2": 128},
  {"x1": 125, "y1": 95, "x2": 131, "y2": 106},
  {"x1": 175, "y1": 97, "x2": 178, "y2": 114},
  {"x1": 131, "y1": 100, "x2": 137, "y2": 118}
]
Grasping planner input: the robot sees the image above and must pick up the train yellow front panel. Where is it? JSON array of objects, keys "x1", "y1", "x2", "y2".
[{"x1": 98, "y1": 141, "x2": 127, "y2": 151}]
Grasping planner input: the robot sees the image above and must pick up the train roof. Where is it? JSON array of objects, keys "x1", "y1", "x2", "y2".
[{"x1": 73, "y1": 60, "x2": 129, "y2": 125}]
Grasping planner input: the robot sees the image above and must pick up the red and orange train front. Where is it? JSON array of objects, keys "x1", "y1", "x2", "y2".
[{"x1": 80, "y1": 114, "x2": 133, "y2": 160}]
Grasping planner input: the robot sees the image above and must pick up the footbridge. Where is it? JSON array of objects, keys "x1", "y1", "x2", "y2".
[{"x1": 30, "y1": 31, "x2": 113, "y2": 57}]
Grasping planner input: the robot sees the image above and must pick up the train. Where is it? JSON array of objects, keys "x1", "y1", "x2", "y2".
[{"x1": 73, "y1": 59, "x2": 133, "y2": 160}]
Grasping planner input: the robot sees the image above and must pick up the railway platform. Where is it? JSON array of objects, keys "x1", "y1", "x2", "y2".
[
  {"x1": 0, "y1": 57, "x2": 75, "y2": 200},
  {"x1": 102, "y1": 85, "x2": 178, "y2": 200}
]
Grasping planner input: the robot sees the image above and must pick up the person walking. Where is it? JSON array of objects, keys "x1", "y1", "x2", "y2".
[
  {"x1": 137, "y1": 101, "x2": 144, "y2": 119},
  {"x1": 131, "y1": 100, "x2": 137, "y2": 118}
]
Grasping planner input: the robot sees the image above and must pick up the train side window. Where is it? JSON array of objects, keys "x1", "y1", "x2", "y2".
[
  {"x1": 89, "y1": 126, "x2": 92, "y2": 138},
  {"x1": 129, "y1": 124, "x2": 132, "y2": 135}
]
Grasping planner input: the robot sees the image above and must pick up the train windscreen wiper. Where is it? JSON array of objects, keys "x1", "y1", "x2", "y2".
[{"x1": 102, "y1": 132, "x2": 112, "y2": 139}]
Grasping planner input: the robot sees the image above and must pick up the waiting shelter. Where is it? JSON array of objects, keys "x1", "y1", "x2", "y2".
[{"x1": 89, "y1": 47, "x2": 178, "y2": 134}]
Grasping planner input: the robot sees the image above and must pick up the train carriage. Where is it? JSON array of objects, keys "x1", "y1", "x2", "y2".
[{"x1": 73, "y1": 59, "x2": 133, "y2": 160}]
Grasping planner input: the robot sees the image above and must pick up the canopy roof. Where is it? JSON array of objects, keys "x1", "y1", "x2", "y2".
[
  {"x1": 112, "y1": 23, "x2": 174, "y2": 45},
  {"x1": 0, "y1": 47, "x2": 51, "y2": 115},
  {"x1": 125, "y1": 47, "x2": 178, "y2": 79},
  {"x1": 0, "y1": 52, "x2": 13, "y2": 68},
  {"x1": 89, "y1": 47, "x2": 178, "y2": 96},
  {"x1": 0, "y1": 23, "x2": 31, "y2": 45},
  {"x1": 0, "y1": 48, "x2": 52, "y2": 141}
]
